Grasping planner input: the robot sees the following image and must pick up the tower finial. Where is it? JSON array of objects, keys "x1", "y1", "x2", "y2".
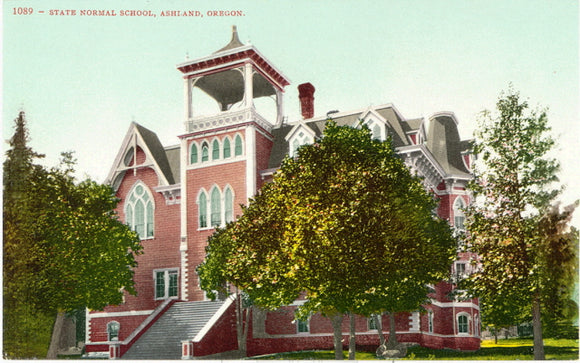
[{"x1": 214, "y1": 25, "x2": 244, "y2": 53}]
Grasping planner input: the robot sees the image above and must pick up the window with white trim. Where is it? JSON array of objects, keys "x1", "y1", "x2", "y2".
[
  {"x1": 210, "y1": 187, "x2": 222, "y2": 227},
  {"x1": 107, "y1": 321, "x2": 120, "y2": 341},
  {"x1": 289, "y1": 130, "x2": 313, "y2": 157},
  {"x1": 363, "y1": 118, "x2": 386, "y2": 141},
  {"x1": 223, "y1": 137, "x2": 231, "y2": 158},
  {"x1": 154, "y1": 269, "x2": 178, "y2": 300},
  {"x1": 234, "y1": 135, "x2": 243, "y2": 156},
  {"x1": 201, "y1": 142, "x2": 209, "y2": 162},
  {"x1": 212, "y1": 139, "x2": 220, "y2": 160},
  {"x1": 224, "y1": 187, "x2": 234, "y2": 223},
  {"x1": 190, "y1": 143, "x2": 198, "y2": 164},
  {"x1": 453, "y1": 197, "x2": 466, "y2": 230},
  {"x1": 368, "y1": 315, "x2": 379, "y2": 330},
  {"x1": 455, "y1": 262, "x2": 467, "y2": 281},
  {"x1": 457, "y1": 313, "x2": 469, "y2": 334},
  {"x1": 125, "y1": 183, "x2": 154, "y2": 238},
  {"x1": 198, "y1": 191, "x2": 208, "y2": 228},
  {"x1": 428, "y1": 310, "x2": 434, "y2": 333},
  {"x1": 297, "y1": 319, "x2": 309, "y2": 333}
]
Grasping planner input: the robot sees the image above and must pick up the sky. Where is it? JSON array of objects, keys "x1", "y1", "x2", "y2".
[{"x1": 2, "y1": 0, "x2": 579, "y2": 226}]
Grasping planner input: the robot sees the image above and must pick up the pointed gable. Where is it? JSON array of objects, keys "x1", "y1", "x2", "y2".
[{"x1": 106, "y1": 122, "x2": 179, "y2": 190}]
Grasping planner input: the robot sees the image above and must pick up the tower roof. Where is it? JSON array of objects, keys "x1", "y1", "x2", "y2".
[
  {"x1": 176, "y1": 27, "x2": 290, "y2": 92},
  {"x1": 214, "y1": 25, "x2": 245, "y2": 53}
]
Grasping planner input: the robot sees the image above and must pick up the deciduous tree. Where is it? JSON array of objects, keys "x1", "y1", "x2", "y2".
[
  {"x1": 199, "y1": 121, "x2": 456, "y2": 359},
  {"x1": 464, "y1": 88, "x2": 576, "y2": 360}
]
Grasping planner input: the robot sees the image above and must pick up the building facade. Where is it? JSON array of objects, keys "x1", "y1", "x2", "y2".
[{"x1": 85, "y1": 27, "x2": 479, "y2": 359}]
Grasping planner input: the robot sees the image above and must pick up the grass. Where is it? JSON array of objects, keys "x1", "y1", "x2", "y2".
[{"x1": 252, "y1": 338, "x2": 579, "y2": 360}]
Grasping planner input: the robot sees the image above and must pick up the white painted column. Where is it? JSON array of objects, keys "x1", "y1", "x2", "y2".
[
  {"x1": 245, "y1": 125, "x2": 257, "y2": 202},
  {"x1": 244, "y1": 63, "x2": 254, "y2": 108},
  {"x1": 184, "y1": 77, "x2": 193, "y2": 122},
  {"x1": 180, "y1": 137, "x2": 189, "y2": 301},
  {"x1": 275, "y1": 88, "x2": 284, "y2": 126}
]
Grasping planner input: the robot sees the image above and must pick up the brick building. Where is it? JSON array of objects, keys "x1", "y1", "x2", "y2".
[{"x1": 85, "y1": 27, "x2": 480, "y2": 359}]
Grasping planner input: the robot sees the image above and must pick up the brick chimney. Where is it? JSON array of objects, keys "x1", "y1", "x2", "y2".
[{"x1": 298, "y1": 83, "x2": 315, "y2": 119}]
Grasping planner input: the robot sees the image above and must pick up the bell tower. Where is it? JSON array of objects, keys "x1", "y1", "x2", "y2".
[
  {"x1": 177, "y1": 26, "x2": 290, "y2": 131},
  {"x1": 176, "y1": 27, "x2": 290, "y2": 301}
]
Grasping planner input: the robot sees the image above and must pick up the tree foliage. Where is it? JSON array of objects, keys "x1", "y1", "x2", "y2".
[
  {"x1": 3, "y1": 112, "x2": 143, "y2": 358},
  {"x1": 464, "y1": 88, "x2": 577, "y2": 360},
  {"x1": 198, "y1": 120, "x2": 456, "y2": 358}
]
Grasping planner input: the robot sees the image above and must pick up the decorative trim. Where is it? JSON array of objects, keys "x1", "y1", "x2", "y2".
[
  {"x1": 89, "y1": 309, "x2": 155, "y2": 319},
  {"x1": 192, "y1": 295, "x2": 236, "y2": 342}
]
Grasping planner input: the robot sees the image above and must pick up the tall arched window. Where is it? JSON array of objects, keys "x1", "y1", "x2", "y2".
[
  {"x1": 234, "y1": 135, "x2": 243, "y2": 156},
  {"x1": 224, "y1": 187, "x2": 234, "y2": 223},
  {"x1": 223, "y1": 137, "x2": 231, "y2": 158},
  {"x1": 201, "y1": 142, "x2": 209, "y2": 162},
  {"x1": 457, "y1": 313, "x2": 469, "y2": 334},
  {"x1": 190, "y1": 143, "x2": 198, "y2": 164},
  {"x1": 198, "y1": 191, "x2": 208, "y2": 228},
  {"x1": 453, "y1": 197, "x2": 466, "y2": 230},
  {"x1": 210, "y1": 187, "x2": 221, "y2": 227},
  {"x1": 125, "y1": 183, "x2": 154, "y2": 238},
  {"x1": 107, "y1": 321, "x2": 120, "y2": 341},
  {"x1": 212, "y1": 139, "x2": 220, "y2": 160}
]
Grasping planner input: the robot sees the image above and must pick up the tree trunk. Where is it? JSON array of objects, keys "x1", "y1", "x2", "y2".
[
  {"x1": 47, "y1": 311, "x2": 65, "y2": 359},
  {"x1": 330, "y1": 314, "x2": 344, "y2": 360},
  {"x1": 375, "y1": 314, "x2": 386, "y2": 346},
  {"x1": 532, "y1": 295, "x2": 545, "y2": 360},
  {"x1": 235, "y1": 293, "x2": 249, "y2": 358},
  {"x1": 386, "y1": 312, "x2": 398, "y2": 349},
  {"x1": 348, "y1": 312, "x2": 356, "y2": 360},
  {"x1": 494, "y1": 328, "x2": 498, "y2": 344}
]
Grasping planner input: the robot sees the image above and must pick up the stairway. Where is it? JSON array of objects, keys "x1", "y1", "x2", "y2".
[{"x1": 122, "y1": 300, "x2": 225, "y2": 360}]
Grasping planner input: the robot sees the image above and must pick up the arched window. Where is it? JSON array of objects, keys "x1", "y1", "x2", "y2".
[
  {"x1": 234, "y1": 135, "x2": 243, "y2": 156},
  {"x1": 457, "y1": 313, "x2": 469, "y2": 334},
  {"x1": 201, "y1": 142, "x2": 209, "y2": 162},
  {"x1": 224, "y1": 187, "x2": 234, "y2": 223},
  {"x1": 198, "y1": 191, "x2": 208, "y2": 228},
  {"x1": 125, "y1": 183, "x2": 154, "y2": 238},
  {"x1": 454, "y1": 197, "x2": 466, "y2": 230},
  {"x1": 210, "y1": 187, "x2": 221, "y2": 227},
  {"x1": 190, "y1": 143, "x2": 198, "y2": 164},
  {"x1": 107, "y1": 321, "x2": 120, "y2": 341},
  {"x1": 223, "y1": 137, "x2": 231, "y2": 158},
  {"x1": 212, "y1": 139, "x2": 220, "y2": 160}
]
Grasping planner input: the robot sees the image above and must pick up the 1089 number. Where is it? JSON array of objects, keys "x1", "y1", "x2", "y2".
[{"x1": 13, "y1": 7, "x2": 34, "y2": 15}]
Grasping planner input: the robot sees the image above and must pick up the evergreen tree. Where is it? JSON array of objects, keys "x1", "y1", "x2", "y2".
[{"x1": 3, "y1": 112, "x2": 143, "y2": 358}]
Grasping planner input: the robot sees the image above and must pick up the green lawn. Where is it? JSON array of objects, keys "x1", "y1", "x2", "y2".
[{"x1": 252, "y1": 338, "x2": 579, "y2": 360}]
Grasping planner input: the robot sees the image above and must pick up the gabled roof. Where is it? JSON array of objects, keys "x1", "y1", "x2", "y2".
[
  {"x1": 133, "y1": 123, "x2": 176, "y2": 185},
  {"x1": 267, "y1": 105, "x2": 472, "y2": 181},
  {"x1": 106, "y1": 122, "x2": 179, "y2": 189},
  {"x1": 268, "y1": 104, "x2": 414, "y2": 168}
]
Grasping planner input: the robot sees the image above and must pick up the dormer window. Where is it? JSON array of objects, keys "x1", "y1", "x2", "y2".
[
  {"x1": 289, "y1": 130, "x2": 313, "y2": 157},
  {"x1": 361, "y1": 118, "x2": 386, "y2": 141}
]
